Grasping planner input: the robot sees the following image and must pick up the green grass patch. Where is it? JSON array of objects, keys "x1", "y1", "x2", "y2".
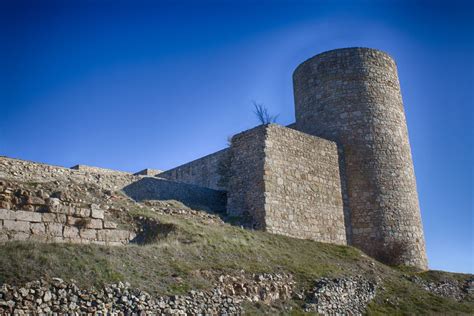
[{"x1": 0, "y1": 210, "x2": 472, "y2": 314}]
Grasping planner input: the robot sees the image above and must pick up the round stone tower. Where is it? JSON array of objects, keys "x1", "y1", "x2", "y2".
[{"x1": 293, "y1": 47, "x2": 427, "y2": 269}]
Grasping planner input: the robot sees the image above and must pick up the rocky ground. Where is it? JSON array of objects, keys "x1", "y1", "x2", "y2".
[
  {"x1": 1, "y1": 273, "x2": 387, "y2": 315},
  {"x1": 3, "y1": 273, "x2": 470, "y2": 315},
  {"x1": 405, "y1": 274, "x2": 474, "y2": 302},
  {"x1": 0, "y1": 273, "x2": 292, "y2": 315}
]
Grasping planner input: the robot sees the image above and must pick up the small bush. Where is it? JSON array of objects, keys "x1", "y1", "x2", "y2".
[
  {"x1": 132, "y1": 217, "x2": 177, "y2": 245},
  {"x1": 375, "y1": 240, "x2": 411, "y2": 266}
]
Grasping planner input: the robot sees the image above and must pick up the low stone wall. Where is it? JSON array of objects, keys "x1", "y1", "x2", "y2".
[
  {"x1": 0, "y1": 182, "x2": 134, "y2": 245},
  {"x1": 0, "y1": 156, "x2": 139, "y2": 191},
  {"x1": 70, "y1": 164, "x2": 130, "y2": 175},
  {"x1": 160, "y1": 149, "x2": 229, "y2": 191},
  {"x1": 228, "y1": 124, "x2": 346, "y2": 244},
  {"x1": 0, "y1": 272, "x2": 294, "y2": 314},
  {"x1": 0, "y1": 207, "x2": 133, "y2": 245},
  {"x1": 0, "y1": 157, "x2": 225, "y2": 214},
  {"x1": 123, "y1": 177, "x2": 226, "y2": 213},
  {"x1": 134, "y1": 168, "x2": 163, "y2": 176}
]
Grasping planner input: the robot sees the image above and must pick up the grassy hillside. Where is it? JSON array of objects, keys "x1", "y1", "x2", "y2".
[{"x1": 0, "y1": 205, "x2": 472, "y2": 315}]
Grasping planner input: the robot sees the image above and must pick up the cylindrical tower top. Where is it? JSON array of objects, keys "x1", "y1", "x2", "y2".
[{"x1": 293, "y1": 47, "x2": 399, "y2": 126}]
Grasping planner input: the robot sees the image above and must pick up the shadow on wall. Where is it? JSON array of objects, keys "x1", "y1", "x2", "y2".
[{"x1": 122, "y1": 177, "x2": 227, "y2": 213}]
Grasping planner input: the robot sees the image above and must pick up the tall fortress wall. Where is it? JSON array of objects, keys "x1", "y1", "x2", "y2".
[
  {"x1": 293, "y1": 48, "x2": 427, "y2": 268},
  {"x1": 0, "y1": 47, "x2": 428, "y2": 269}
]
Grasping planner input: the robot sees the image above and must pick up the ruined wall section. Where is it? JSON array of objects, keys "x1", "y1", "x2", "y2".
[
  {"x1": 0, "y1": 156, "x2": 139, "y2": 191},
  {"x1": 293, "y1": 47, "x2": 427, "y2": 268},
  {"x1": 0, "y1": 156, "x2": 226, "y2": 214},
  {"x1": 70, "y1": 164, "x2": 130, "y2": 175},
  {"x1": 0, "y1": 182, "x2": 134, "y2": 245},
  {"x1": 263, "y1": 125, "x2": 346, "y2": 244},
  {"x1": 159, "y1": 149, "x2": 229, "y2": 191}
]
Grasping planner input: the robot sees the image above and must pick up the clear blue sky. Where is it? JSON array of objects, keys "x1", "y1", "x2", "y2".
[{"x1": 1, "y1": 0, "x2": 472, "y2": 273}]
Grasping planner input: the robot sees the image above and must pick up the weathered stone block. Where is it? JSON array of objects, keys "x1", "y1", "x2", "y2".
[
  {"x1": 31, "y1": 223, "x2": 46, "y2": 235},
  {"x1": 79, "y1": 229, "x2": 97, "y2": 240},
  {"x1": 74, "y1": 208, "x2": 91, "y2": 218},
  {"x1": 86, "y1": 219, "x2": 103, "y2": 229},
  {"x1": 46, "y1": 223, "x2": 63, "y2": 237},
  {"x1": 10, "y1": 231, "x2": 30, "y2": 241},
  {"x1": 63, "y1": 226, "x2": 79, "y2": 239},
  {"x1": 90, "y1": 206, "x2": 104, "y2": 219},
  {"x1": 3, "y1": 220, "x2": 30, "y2": 232},
  {"x1": 10, "y1": 210, "x2": 42, "y2": 222},
  {"x1": 46, "y1": 198, "x2": 60, "y2": 207},
  {"x1": 56, "y1": 214, "x2": 67, "y2": 224},
  {"x1": 42, "y1": 212, "x2": 57, "y2": 222},
  {"x1": 103, "y1": 221, "x2": 118, "y2": 229},
  {"x1": 0, "y1": 208, "x2": 10, "y2": 220}
]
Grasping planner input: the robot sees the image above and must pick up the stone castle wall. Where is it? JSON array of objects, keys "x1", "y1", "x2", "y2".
[
  {"x1": 0, "y1": 156, "x2": 226, "y2": 213},
  {"x1": 123, "y1": 177, "x2": 227, "y2": 212},
  {"x1": 293, "y1": 47, "x2": 427, "y2": 268},
  {"x1": 227, "y1": 126, "x2": 267, "y2": 225},
  {"x1": 263, "y1": 125, "x2": 346, "y2": 244},
  {"x1": 0, "y1": 156, "x2": 139, "y2": 191},
  {"x1": 227, "y1": 125, "x2": 346, "y2": 244},
  {"x1": 0, "y1": 182, "x2": 134, "y2": 245},
  {"x1": 134, "y1": 168, "x2": 163, "y2": 176},
  {"x1": 0, "y1": 47, "x2": 428, "y2": 269},
  {"x1": 70, "y1": 164, "x2": 131, "y2": 175},
  {"x1": 159, "y1": 149, "x2": 229, "y2": 191}
]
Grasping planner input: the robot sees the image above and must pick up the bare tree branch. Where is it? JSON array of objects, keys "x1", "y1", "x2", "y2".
[{"x1": 252, "y1": 101, "x2": 279, "y2": 125}]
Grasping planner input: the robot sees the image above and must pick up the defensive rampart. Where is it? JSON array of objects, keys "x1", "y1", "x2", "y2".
[
  {"x1": 159, "y1": 149, "x2": 229, "y2": 191},
  {"x1": 228, "y1": 124, "x2": 346, "y2": 244}
]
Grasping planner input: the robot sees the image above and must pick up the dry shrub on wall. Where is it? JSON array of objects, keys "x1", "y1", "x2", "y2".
[{"x1": 253, "y1": 101, "x2": 278, "y2": 125}]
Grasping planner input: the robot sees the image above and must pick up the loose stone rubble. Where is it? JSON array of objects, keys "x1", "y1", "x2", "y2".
[
  {"x1": 0, "y1": 272, "x2": 294, "y2": 315},
  {"x1": 303, "y1": 276, "x2": 377, "y2": 315},
  {"x1": 406, "y1": 275, "x2": 474, "y2": 302}
]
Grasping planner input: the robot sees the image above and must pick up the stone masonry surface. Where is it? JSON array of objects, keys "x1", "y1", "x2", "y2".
[
  {"x1": 227, "y1": 126, "x2": 267, "y2": 227},
  {"x1": 0, "y1": 156, "x2": 226, "y2": 214},
  {"x1": 227, "y1": 124, "x2": 346, "y2": 244},
  {"x1": 263, "y1": 124, "x2": 346, "y2": 244},
  {"x1": 160, "y1": 149, "x2": 229, "y2": 191},
  {"x1": 293, "y1": 47, "x2": 427, "y2": 269},
  {"x1": 0, "y1": 180, "x2": 134, "y2": 245},
  {"x1": 0, "y1": 156, "x2": 139, "y2": 191}
]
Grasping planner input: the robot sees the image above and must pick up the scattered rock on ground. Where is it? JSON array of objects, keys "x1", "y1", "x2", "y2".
[{"x1": 303, "y1": 276, "x2": 377, "y2": 315}]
